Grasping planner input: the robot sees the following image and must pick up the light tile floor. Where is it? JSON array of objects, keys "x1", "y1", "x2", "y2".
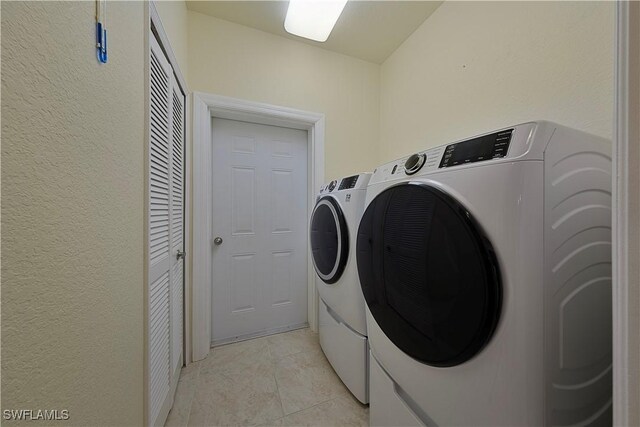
[{"x1": 165, "y1": 328, "x2": 369, "y2": 427}]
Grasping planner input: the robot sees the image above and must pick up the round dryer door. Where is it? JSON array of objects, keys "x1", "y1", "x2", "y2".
[
  {"x1": 310, "y1": 196, "x2": 349, "y2": 284},
  {"x1": 357, "y1": 183, "x2": 502, "y2": 367}
]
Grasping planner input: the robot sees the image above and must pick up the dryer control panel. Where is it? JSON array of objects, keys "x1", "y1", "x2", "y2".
[
  {"x1": 439, "y1": 129, "x2": 513, "y2": 168},
  {"x1": 379, "y1": 145, "x2": 446, "y2": 181},
  {"x1": 369, "y1": 122, "x2": 543, "y2": 186}
]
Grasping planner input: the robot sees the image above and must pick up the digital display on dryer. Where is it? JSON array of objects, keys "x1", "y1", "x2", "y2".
[{"x1": 439, "y1": 129, "x2": 513, "y2": 168}]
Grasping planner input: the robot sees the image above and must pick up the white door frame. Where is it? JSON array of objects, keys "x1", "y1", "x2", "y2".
[
  {"x1": 613, "y1": 1, "x2": 639, "y2": 425},
  {"x1": 191, "y1": 92, "x2": 325, "y2": 361}
]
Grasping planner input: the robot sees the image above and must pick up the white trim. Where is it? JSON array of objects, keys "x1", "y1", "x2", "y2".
[
  {"x1": 612, "y1": 3, "x2": 629, "y2": 423},
  {"x1": 191, "y1": 94, "x2": 213, "y2": 361},
  {"x1": 150, "y1": 2, "x2": 188, "y2": 94},
  {"x1": 183, "y1": 95, "x2": 193, "y2": 367},
  {"x1": 191, "y1": 92, "x2": 325, "y2": 361},
  {"x1": 613, "y1": 1, "x2": 639, "y2": 425},
  {"x1": 143, "y1": 6, "x2": 150, "y2": 426}
]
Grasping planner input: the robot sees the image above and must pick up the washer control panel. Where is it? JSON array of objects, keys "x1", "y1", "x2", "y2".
[
  {"x1": 318, "y1": 173, "x2": 372, "y2": 194},
  {"x1": 338, "y1": 174, "x2": 359, "y2": 190}
]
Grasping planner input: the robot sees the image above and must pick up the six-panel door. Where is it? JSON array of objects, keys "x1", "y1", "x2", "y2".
[{"x1": 211, "y1": 118, "x2": 308, "y2": 345}]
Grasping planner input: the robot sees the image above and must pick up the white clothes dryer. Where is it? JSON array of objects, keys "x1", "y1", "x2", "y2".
[
  {"x1": 358, "y1": 122, "x2": 612, "y2": 426},
  {"x1": 310, "y1": 173, "x2": 372, "y2": 404}
]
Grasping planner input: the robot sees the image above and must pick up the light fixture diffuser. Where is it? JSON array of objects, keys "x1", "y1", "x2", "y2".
[{"x1": 284, "y1": 0, "x2": 348, "y2": 42}]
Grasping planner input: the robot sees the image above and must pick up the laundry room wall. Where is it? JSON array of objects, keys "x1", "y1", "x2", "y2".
[
  {"x1": 379, "y1": 1, "x2": 615, "y2": 162},
  {"x1": 187, "y1": 11, "x2": 380, "y2": 181},
  {"x1": 2, "y1": 2, "x2": 145, "y2": 424},
  {"x1": 154, "y1": 0, "x2": 189, "y2": 79},
  {"x1": 634, "y1": 5, "x2": 640, "y2": 422}
]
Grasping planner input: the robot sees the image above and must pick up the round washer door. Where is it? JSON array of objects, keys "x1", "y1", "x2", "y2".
[
  {"x1": 310, "y1": 196, "x2": 349, "y2": 284},
  {"x1": 357, "y1": 183, "x2": 502, "y2": 367}
]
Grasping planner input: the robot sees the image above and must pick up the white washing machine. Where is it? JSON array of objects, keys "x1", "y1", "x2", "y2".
[
  {"x1": 310, "y1": 172, "x2": 371, "y2": 404},
  {"x1": 358, "y1": 122, "x2": 612, "y2": 426}
]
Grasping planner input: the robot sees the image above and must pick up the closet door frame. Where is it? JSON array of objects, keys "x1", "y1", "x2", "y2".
[
  {"x1": 145, "y1": 3, "x2": 190, "y2": 426},
  {"x1": 613, "y1": 1, "x2": 640, "y2": 425}
]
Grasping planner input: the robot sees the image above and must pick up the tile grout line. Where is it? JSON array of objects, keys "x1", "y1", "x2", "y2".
[
  {"x1": 184, "y1": 358, "x2": 204, "y2": 427},
  {"x1": 269, "y1": 328, "x2": 311, "y2": 360},
  {"x1": 180, "y1": 329, "x2": 331, "y2": 427},
  {"x1": 267, "y1": 337, "x2": 288, "y2": 424},
  {"x1": 268, "y1": 330, "x2": 324, "y2": 420},
  {"x1": 183, "y1": 361, "x2": 203, "y2": 427},
  {"x1": 272, "y1": 342, "x2": 344, "y2": 420},
  {"x1": 279, "y1": 395, "x2": 344, "y2": 421}
]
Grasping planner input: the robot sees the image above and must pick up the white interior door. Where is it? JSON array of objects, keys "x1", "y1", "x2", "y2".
[
  {"x1": 211, "y1": 118, "x2": 308, "y2": 345},
  {"x1": 148, "y1": 32, "x2": 184, "y2": 427}
]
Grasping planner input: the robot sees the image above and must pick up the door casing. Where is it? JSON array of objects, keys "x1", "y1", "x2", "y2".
[
  {"x1": 612, "y1": 1, "x2": 640, "y2": 425},
  {"x1": 191, "y1": 92, "x2": 325, "y2": 361}
]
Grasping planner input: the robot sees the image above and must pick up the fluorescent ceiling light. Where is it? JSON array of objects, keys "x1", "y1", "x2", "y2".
[{"x1": 284, "y1": 0, "x2": 348, "y2": 42}]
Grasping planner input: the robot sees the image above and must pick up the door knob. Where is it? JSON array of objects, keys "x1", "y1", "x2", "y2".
[
  {"x1": 176, "y1": 250, "x2": 186, "y2": 260},
  {"x1": 213, "y1": 237, "x2": 223, "y2": 246}
]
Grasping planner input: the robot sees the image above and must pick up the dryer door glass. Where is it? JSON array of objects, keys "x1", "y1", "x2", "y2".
[
  {"x1": 310, "y1": 196, "x2": 349, "y2": 284},
  {"x1": 357, "y1": 183, "x2": 502, "y2": 367}
]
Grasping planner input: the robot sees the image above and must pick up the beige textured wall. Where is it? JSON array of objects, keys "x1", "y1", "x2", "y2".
[
  {"x1": 1, "y1": 2, "x2": 145, "y2": 425},
  {"x1": 154, "y1": 0, "x2": 189, "y2": 80},
  {"x1": 636, "y1": 3, "x2": 640, "y2": 422},
  {"x1": 187, "y1": 11, "x2": 380, "y2": 181},
  {"x1": 379, "y1": 1, "x2": 614, "y2": 162},
  {"x1": 628, "y1": 2, "x2": 640, "y2": 424}
]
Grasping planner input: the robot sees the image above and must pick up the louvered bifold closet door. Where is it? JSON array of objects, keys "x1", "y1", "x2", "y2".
[
  {"x1": 170, "y1": 74, "x2": 185, "y2": 378},
  {"x1": 148, "y1": 32, "x2": 184, "y2": 427}
]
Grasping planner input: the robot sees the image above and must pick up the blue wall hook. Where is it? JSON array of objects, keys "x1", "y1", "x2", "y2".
[{"x1": 96, "y1": 0, "x2": 107, "y2": 63}]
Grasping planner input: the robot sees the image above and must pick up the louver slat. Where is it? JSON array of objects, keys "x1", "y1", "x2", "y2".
[
  {"x1": 171, "y1": 89, "x2": 184, "y2": 251},
  {"x1": 149, "y1": 47, "x2": 170, "y2": 267},
  {"x1": 149, "y1": 272, "x2": 170, "y2": 424}
]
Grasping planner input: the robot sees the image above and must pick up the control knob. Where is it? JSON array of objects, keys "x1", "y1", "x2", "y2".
[{"x1": 405, "y1": 153, "x2": 426, "y2": 175}]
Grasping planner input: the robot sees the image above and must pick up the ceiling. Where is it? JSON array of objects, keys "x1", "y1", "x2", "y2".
[{"x1": 185, "y1": 1, "x2": 443, "y2": 64}]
